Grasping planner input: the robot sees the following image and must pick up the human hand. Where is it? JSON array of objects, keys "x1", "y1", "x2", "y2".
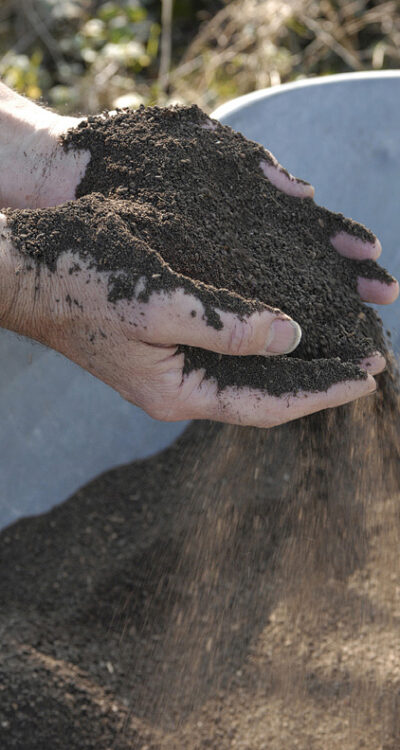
[
  {"x1": 0, "y1": 88, "x2": 397, "y2": 428},
  {"x1": 0, "y1": 191, "x2": 395, "y2": 429},
  {"x1": 0, "y1": 81, "x2": 89, "y2": 210}
]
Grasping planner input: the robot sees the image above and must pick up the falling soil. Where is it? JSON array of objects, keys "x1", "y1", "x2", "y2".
[
  {"x1": 1, "y1": 390, "x2": 400, "y2": 749},
  {"x1": 1, "y1": 104, "x2": 400, "y2": 749},
  {"x1": 6, "y1": 104, "x2": 395, "y2": 395}
]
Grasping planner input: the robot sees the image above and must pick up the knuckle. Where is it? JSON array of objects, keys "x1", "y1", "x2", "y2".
[{"x1": 228, "y1": 318, "x2": 253, "y2": 356}]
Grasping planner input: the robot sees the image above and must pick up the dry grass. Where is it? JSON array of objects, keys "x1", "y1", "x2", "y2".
[
  {"x1": 168, "y1": 0, "x2": 400, "y2": 111},
  {"x1": 1, "y1": 1, "x2": 399, "y2": 112}
]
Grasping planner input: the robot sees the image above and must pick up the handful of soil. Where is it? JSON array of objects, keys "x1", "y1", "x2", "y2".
[{"x1": 6, "y1": 104, "x2": 394, "y2": 396}]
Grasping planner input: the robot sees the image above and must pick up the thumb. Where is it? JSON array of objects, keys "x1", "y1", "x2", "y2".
[{"x1": 129, "y1": 266, "x2": 302, "y2": 357}]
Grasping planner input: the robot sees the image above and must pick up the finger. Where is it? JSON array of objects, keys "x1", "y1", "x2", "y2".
[
  {"x1": 330, "y1": 231, "x2": 382, "y2": 261},
  {"x1": 357, "y1": 277, "x2": 399, "y2": 305},
  {"x1": 128, "y1": 285, "x2": 302, "y2": 357},
  {"x1": 359, "y1": 351, "x2": 386, "y2": 375},
  {"x1": 201, "y1": 120, "x2": 315, "y2": 199},
  {"x1": 178, "y1": 371, "x2": 377, "y2": 427},
  {"x1": 260, "y1": 158, "x2": 315, "y2": 199}
]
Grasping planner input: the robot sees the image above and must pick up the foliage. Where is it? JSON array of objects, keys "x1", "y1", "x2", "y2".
[
  {"x1": 0, "y1": 0, "x2": 399, "y2": 114},
  {"x1": 0, "y1": 0, "x2": 222, "y2": 111}
]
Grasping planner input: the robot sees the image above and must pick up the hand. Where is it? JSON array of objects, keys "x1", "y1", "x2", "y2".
[
  {"x1": 0, "y1": 82, "x2": 89, "y2": 210},
  {"x1": 0, "y1": 196, "x2": 394, "y2": 429},
  {"x1": 0, "y1": 86, "x2": 397, "y2": 428}
]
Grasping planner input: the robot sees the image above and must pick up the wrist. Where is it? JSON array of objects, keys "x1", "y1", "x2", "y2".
[{"x1": 0, "y1": 83, "x2": 89, "y2": 208}]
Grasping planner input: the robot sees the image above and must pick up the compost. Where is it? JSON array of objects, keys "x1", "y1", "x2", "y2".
[{"x1": 6, "y1": 104, "x2": 394, "y2": 395}]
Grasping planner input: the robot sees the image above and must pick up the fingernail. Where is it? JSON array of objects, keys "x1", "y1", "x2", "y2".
[{"x1": 266, "y1": 318, "x2": 302, "y2": 354}]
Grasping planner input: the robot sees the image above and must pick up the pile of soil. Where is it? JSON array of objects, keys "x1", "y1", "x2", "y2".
[
  {"x1": 6, "y1": 104, "x2": 394, "y2": 395},
  {"x1": 1, "y1": 406, "x2": 400, "y2": 750}
]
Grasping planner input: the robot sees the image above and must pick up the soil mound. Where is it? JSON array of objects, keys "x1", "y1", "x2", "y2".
[{"x1": 1, "y1": 407, "x2": 400, "y2": 749}]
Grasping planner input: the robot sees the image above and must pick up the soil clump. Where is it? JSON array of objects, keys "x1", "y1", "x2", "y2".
[{"x1": 6, "y1": 104, "x2": 394, "y2": 395}]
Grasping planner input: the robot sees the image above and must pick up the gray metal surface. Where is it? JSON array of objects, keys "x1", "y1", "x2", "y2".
[
  {"x1": 1, "y1": 72, "x2": 399, "y2": 530},
  {"x1": 0, "y1": 331, "x2": 188, "y2": 529}
]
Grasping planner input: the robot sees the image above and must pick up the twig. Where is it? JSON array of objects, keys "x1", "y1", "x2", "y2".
[
  {"x1": 158, "y1": 0, "x2": 174, "y2": 93},
  {"x1": 297, "y1": 11, "x2": 364, "y2": 70}
]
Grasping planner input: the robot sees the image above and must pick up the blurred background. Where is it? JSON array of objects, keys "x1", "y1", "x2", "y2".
[{"x1": 0, "y1": 0, "x2": 399, "y2": 115}]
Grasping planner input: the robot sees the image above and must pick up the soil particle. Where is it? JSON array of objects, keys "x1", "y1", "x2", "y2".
[{"x1": 5, "y1": 105, "x2": 394, "y2": 396}]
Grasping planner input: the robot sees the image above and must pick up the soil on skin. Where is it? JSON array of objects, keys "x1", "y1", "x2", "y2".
[
  {"x1": 1, "y1": 393, "x2": 400, "y2": 749},
  {"x1": 6, "y1": 104, "x2": 394, "y2": 395}
]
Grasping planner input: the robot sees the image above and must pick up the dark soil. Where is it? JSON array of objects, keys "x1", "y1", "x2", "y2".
[
  {"x1": 6, "y1": 104, "x2": 394, "y2": 395},
  {"x1": 1, "y1": 397, "x2": 400, "y2": 749}
]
